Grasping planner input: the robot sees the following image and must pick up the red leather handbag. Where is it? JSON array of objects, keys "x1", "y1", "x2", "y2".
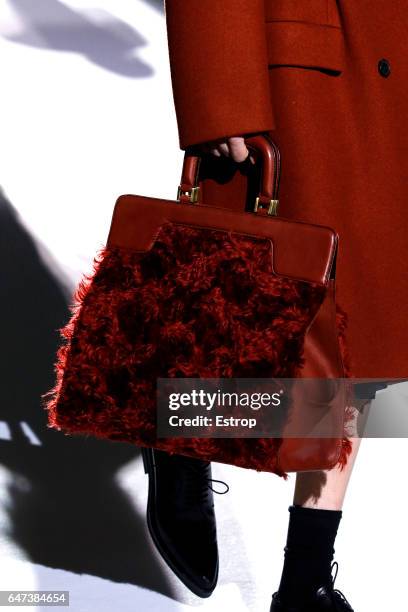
[{"x1": 43, "y1": 135, "x2": 354, "y2": 478}]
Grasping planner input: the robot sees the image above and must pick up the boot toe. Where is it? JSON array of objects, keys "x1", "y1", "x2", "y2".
[{"x1": 150, "y1": 511, "x2": 218, "y2": 597}]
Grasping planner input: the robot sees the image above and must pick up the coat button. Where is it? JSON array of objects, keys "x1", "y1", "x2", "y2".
[{"x1": 378, "y1": 58, "x2": 391, "y2": 77}]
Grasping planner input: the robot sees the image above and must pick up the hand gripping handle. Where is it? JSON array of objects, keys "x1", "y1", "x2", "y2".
[{"x1": 177, "y1": 134, "x2": 281, "y2": 216}]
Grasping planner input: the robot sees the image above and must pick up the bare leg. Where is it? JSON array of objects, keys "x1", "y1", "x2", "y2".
[
  {"x1": 294, "y1": 398, "x2": 370, "y2": 510},
  {"x1": 294, "y1": 437, "x2": 361, "y2": 510}
]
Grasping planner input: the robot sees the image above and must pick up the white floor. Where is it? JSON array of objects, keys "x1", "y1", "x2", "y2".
[{"x1": 0, "y1": 2, "x2": 407, "y2": 611}]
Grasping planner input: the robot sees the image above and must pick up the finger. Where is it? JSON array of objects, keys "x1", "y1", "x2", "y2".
[
  {"x1": 228, "y1": 137, "x2": 250, "y2": 163},
  {"x1": 210, "y1": 147, "x2": 221, "y2": 157},
  {"x1": 243, "y1": 150, "x2": 256, "y2": 165},
  {"x1": 217, "y1": 142, "x2": 230, "y2": 157}
]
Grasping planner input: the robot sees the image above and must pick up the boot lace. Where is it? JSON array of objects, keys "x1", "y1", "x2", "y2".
[
  {"x1": 330, "y1": 561, "x2": 353, "y2": 609},
  {"x1": 180, "y1": 459, "x2": 229, "y2": 506}
]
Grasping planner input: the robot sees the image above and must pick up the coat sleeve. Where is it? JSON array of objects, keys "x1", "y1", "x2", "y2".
[{"x1": 164, "y1": 0, "x2": 275, "y2": 150}]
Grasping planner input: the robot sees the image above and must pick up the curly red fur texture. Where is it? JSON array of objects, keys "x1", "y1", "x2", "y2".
[
  {"x1": 334, "y1": 302, "x2": 356, "y2": 469},
  {"x1": 43, "y1": 222, "x2": 353, "y2": 477}
]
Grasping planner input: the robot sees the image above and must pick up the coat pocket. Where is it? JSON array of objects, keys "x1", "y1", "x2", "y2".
[{"x1": 265, "y1": 0, "x2": 345, "y2": 74}]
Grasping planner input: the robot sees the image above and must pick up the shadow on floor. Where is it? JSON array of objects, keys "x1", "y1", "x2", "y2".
[
  {"x1": 3, "y1": 0, "x2": 153, "y2": 77},
  {"x1": 142, "y1": 0, "x2": 164, "y2": 12},
  {"x1": 0, "y1": 187, "x2": 173, "y2": 597}
]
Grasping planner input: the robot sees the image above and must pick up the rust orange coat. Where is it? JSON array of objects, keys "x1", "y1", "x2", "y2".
[{"x1": 164, "y1": 0, "x2": 408, "y2": 379}]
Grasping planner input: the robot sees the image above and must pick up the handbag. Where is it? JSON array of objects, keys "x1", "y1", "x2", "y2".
[{"x1": 43, "y1": 135, "x2": 355, "y2": 478}]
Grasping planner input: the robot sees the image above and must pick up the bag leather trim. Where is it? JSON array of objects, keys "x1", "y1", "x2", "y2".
[{"x1": 107, "y1": 194, "x2": 338, "y2": 286}]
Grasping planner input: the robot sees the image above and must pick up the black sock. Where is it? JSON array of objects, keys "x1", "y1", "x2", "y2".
[{"x1": 277, "y1": 505, "x2": 342, "y2": 605}]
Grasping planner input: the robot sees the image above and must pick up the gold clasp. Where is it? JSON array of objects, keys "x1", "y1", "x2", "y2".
[
  {"x1": 254, "y1": 197, "x2": 279, "y2": 215},
  {"x1": 177, "y1": 185, "x2": 200, "y2": 203}
]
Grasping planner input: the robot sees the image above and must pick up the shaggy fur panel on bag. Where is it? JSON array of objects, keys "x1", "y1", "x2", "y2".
[{"x1": 43, "y1": 222, "x2": 354, "y2": 478}]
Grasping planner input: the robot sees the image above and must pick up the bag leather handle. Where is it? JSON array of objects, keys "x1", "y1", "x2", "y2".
[{"x1": 177, "y1": 134, "x2": 281, "y2": 216}]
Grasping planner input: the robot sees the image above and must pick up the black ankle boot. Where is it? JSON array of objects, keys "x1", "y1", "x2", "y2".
[
  {"x1": 270, "y1": 562, "x2": 354, "y2": 611},
  {"x1": 142, "y1": 447, "x2": 226, "y2": 598}
]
